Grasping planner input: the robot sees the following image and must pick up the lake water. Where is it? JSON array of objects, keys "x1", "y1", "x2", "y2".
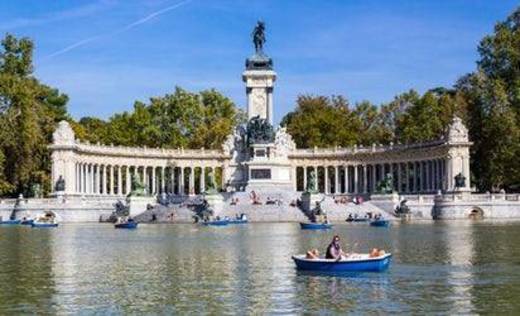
[{"x1": 1, "y1": 221, "x2": 520, "y2": 314}]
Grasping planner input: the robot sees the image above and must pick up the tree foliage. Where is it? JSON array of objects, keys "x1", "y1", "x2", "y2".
[
  {"x1": 77, "y1": 87, "x2": 241, "y2": 150},
  {"x1": 0, "y1": 34, "x2": 69, "y2": 196}
]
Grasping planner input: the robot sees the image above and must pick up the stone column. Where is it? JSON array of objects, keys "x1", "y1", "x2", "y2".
[
  {"x1": 429, "y1": 160, "x2": 434, "y2": 191},
  {"x1": 344, "y1": 165, "x2": 349, "y2": 193},
  {"x1": 117, "y1": 166, "x2": 122, "y2": 195},
  {"x1": 80, "y1": 164, "x2": 84, "y2": 193},
  {"x1": 396, "y1": 163, "x2": 402, "y2": 193},
  {"x1": 419, "y1": 161, "x2": 423, "y2": 192},
  {"x1": 170, "y1": 167, "x2": 175, "y2": 194},
  {"x1": 95, "y1": 164, "x2": 99, "y2": 194},
  {"x1": 425, "y1": 161, "x2": 431, "y2": 192},
  {"x1": 77, "y1": 164, "x2": 81, "y2": 193},
  {"x1": 180, "y1": 167, "x2": 185, "y2": 195},
  {"x1": 303, "y1": 166, "x2": 307, "y2": 191},
  {"x1": 324, "y1": 166, "x2": 329, "y2": 194},
  {"x1": 362, "y1": 165, "x2": 368, "y2": 193},
  {"x1": 108, "y1": 165, "x2": 114, "y2": 195},
  {"x1": 200, "y1": 167, "x2": 205, "y2": 193},
  {"x1": 371, "y1": 165, "x2": 376, "y2": 193},
  {"x1": 353, "y1": 165, "x2": 359, "y2": 194},
  {"x1": 189, "y1": 167, "x2": 195, "y2": 195},
  {"x1": 126, "y1": 166, "x2": 131, "y2": 195},
  {"x1": 85, "y1": 164, "x2": 89, "y2": 194},
  {"x1": 334, "y1": 166, "x2": 339, "y2": 194},
  {"x1": 405, "y1": 163, "x2": 410, "y2": 193},
  {"x1": 313, "y1": 166, "x2": 318, "y2": 191},
  {"x1": 432, "y1": 160, "x2": 437, "y2": 190},
  {"x1": 151, "y1": 167, "x2": 156, "y2": 195},
  {"x1": 100, "y1": 165, "x2": 105, "y2": 195}
]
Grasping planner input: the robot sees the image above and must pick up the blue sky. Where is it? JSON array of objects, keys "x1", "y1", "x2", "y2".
[{"x1": 1, "y1": 0, "x2": 518, "y2": 123}]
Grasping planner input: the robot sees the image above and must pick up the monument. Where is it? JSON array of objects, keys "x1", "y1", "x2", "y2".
[{"x1": 42, "y1": 21, "x2": 520, "y2": 223}]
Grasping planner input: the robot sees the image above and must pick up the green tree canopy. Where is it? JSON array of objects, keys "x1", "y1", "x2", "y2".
[
  {"x1": 0, "y1": 34, "x2": 69, "y2": 196},
  {"x1": 77, "y1": 87, "x2": 241, "y2": 150}
]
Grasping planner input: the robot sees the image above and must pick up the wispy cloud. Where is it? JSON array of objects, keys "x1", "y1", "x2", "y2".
[
  {"x1": 0, "y1": 0, "x2": 116, "y2": 30},
  {"x1": 44, "y1": 0, "x2": 193, "y2": 60}
]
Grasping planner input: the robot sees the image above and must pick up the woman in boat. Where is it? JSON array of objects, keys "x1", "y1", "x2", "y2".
[
  {"x1": 306, "y1": 249, "x2": 320, "y2": 259},
  {"x1": 326, "y1": 235, "x2": 347, "y2": 261},
  {"x1": 369, "y1": 248, "x2": 386, "y2": 258}
]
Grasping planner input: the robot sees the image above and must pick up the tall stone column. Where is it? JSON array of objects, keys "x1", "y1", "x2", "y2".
[
  {"x1": 99, "y1": 165, "x2": 104, "y2": 194},
  {"x1": 426, "y1": 161, "x2": 431, "y2": 192},
  {"x1": 126, "y1": 166, "x2": 131, "y2": 195},
  {"x1": 344, "y1": 165, "x2": 349, "y2": 194},
  {"x1": 180, "y1": 167, "x2": 185, "y2": 195},
  {"x1": 371, "y1": 165, "x2": 376, "y2": 193},
  {"x1": 303, "y1": 166, "x2": 307, "y2": 191},
  {"x1": 77, "y1": 164, "x2": 81, "y2": 193},
  {"x1": 313, "y1": 166, "x2": 318, "y2": 191},
  {"x1": 353, "y1": 165, "x2": 359, "y2": 194},
  {"x1": 362, "y1": 165, "x2": 368, "y2": 193},
  {"x1": 334, "y1": 166, "x2": 339, "y2": 194},
  {"x1": 324, "y1": 166, "x2": 329, "y2": 194},
  {"x1": 81, "y1": 164, "x2": 84, "y2": 193},
  {"x1": 170, "y1": 167, "x2": 175, "y2": 194},
  {"x1": 405, "y1": 163, "x2": 410, "y2": 193},
  {"x1": 151, "y1": 167, "x2": 155, "y2": 195},
  {"x1": 389, "y1": 163, "x2": 394, "y2": 192},
  {"x1": 117, "y1": 166, "x2": 122, "y2": 195},
  {"x1": 243, "y1": 67, "x2": 276, "y2": 125},
  {"x1": 109, "y1": 165, "x2": 113, "y2": 195},
  {"x1": 95, "y1": 164, "x2": 100, "y2": 194},
  {"x1": 189, "y1": 168, "x2": 195, "y2": 195},
  {"x1": 418, "y1": 161, "x2": 423, "y2": 192},
  {"x1": 396, "y1": 163, "x2": 402, "y2": 193},
  {"x1": 200, "y1": 167, "x2": 205, "y2": 193},
  {"x1": 159, "y1": 167, "x2": 163, "y2": 193}
]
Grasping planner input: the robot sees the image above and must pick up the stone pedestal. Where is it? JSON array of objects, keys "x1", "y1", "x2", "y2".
[
  {"x1": 300, "y1": 191, "x2": 322, "y2": 213},
  {"x1": 369, "y1": 192, "x2": 400, "y2": 214},
  {"x1": 126, "y1": 196, "x2": 156, "y2": 217},
  {"x1": 205, "y1": 193, "x2": 224, "y2": 216}
]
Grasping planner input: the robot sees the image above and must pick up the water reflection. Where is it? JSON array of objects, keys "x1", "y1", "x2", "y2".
[{"x1": 1, "y1": 221, "x2": 520, "y2": 313}]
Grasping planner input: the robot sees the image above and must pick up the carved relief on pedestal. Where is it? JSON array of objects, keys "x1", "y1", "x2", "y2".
[
  {"x1": 273, "y1": 127, "x2": 296, "y2": 158},
  {"x1": 447, "y1": 116, "x2": 469, "y2": 143},
  {"x1": 250, "y1": 88, "x2": 267, "y2": 119},
  {"x1": 53, "y1": 120, "x2": 75, "y2": 145}
]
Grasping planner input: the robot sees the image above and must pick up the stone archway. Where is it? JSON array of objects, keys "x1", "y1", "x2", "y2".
[{"x1": 468, "y1": 207, "x2": 484, "y2": 220}]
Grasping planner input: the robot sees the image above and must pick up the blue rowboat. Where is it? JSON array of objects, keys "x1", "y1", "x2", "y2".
[
  {"x1": 115, "y1": 221, "x2": 138, "y2": 229},
  {"x1": 0, "y1": 219, "x2": 21, "y2": 225},
  {"x1": 370, "y1": 219, "x2": 390, "y2": 227},
  {"x1": 202, "y1": 220, "x2": 229, "y2": 226},
  {"x1": 21, "y1": 219, "x2": 34, "y2": 225},
  {"x1": 300, "y1": 222, "x2": 333, "y2": 230},
  {"x1": 292, "y1": 253, "x2": 392, "y2": 272},
  {"x1": 228, "y1": 219, "x2": 248, "y2": 224},
  {"x1": 31, "y1": 222, "x2": 58, "y2": 228}
]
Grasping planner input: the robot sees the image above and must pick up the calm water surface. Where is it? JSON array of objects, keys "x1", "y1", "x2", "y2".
[{"x1": 1, "y1": 221, "x2": 520, "y2": 314}]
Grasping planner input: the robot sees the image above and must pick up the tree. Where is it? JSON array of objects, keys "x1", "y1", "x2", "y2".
[
  {"x1": 0, "y1": 34, "x2": 69, "y2": 196},
  {"x1": 77, "y1": 87, "x2": 240, "y2": 150},
  {"x1": 281, "y1": 95, "x2": 360, "y2": 148}
]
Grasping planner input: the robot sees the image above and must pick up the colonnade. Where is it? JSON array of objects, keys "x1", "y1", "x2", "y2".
[
  {"x1": 295, "y1": 159, "x2": 446, "y2": 194},
  {"x1": 74, "y1": 163, "x2": 223, "y2": 196}
]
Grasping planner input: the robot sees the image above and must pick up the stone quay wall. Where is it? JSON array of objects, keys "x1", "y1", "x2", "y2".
[
  {"x1": 0, "y1": 196, "x2": 121, "y2": 222},
  {"x1": 1, "y1": 191, "x2": 520, "y2": 223}
]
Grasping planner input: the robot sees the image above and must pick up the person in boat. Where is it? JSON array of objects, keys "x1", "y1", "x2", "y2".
[
  {"x1": 369, "y1": 248, "x2": 386, "y2": 258},
  {"x1": 346, "y1": 213, "x2": 353, "y2": 222},
  {"x1": 306, "y1": 248, "x2": 320, "y2": 259},
  {"x1": 326, "y1": 235, "x2": 347, "y2": 261}
]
